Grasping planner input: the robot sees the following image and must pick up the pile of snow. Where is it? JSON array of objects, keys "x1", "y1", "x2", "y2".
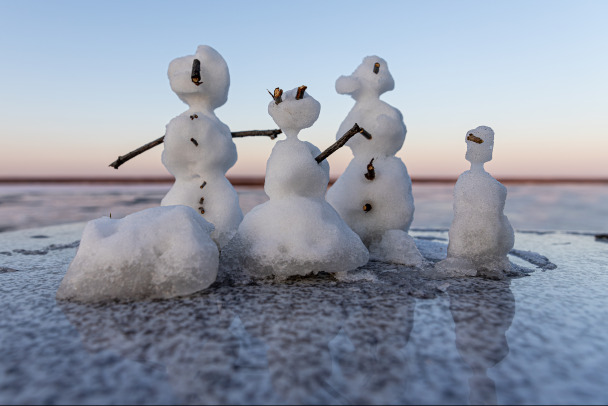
[
  {"x1": 56, "y1": 206, "x2": 219, "y2": 302},
  {"x1": 326, "y1": 55, "x2": 422, "y2": 266},
  {"x1": 436, "y1": 126, "x2": 514, "y2": 276},
  {"x1": 224, "y1": 87, "x2": 369, "y2": 279},
  {"x1": 161, "y1": 45, "x2": 242, "y2": 248}
]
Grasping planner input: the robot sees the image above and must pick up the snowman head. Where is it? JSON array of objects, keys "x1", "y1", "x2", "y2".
[
  {"x1": 168, "y1": 45, "x2": 230, "y2": 110},
  {"x1": 465, "y1": 126, "x2": 495, "y2": 164},
  {"x1": 268, "y1": 87, "x2": 320, "y2": 137},
  {"x1": 335, "y1": 55, "x2": 394, "y2": 100}
]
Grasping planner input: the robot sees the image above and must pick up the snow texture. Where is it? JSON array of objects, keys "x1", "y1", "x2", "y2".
[
  {"x1": 326, "y1": 55, "x2": 422, "y2": 266},
  {"x1": 56, "y1": 206, "x2": 219, "y2": 302},
  {"x1": 224, "y1": 88, "x2": 369, "y2": 279},
  {"x1": 436, "y1": 126, "x2": 515, "y2": 277},
  {"x1": 161, "y1": 45, "x2": 242, "y2": 248}
]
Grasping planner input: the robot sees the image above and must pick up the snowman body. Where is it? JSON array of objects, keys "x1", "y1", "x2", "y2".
[
  {"x1": 436, "y1": 126, "x2": 514, "y2": 276},
  {"x1": 227, "y1": 88, "x2": 368, "y2": 279},
  {"x1": 326, "y1": 56, "x2": 421, "y2": 266},
  {"x1": 160, "y1": 45, "x2": 243, "y2": 248}
]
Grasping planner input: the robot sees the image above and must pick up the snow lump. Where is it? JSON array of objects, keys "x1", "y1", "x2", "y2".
[{"x1": 56, "y1": 206, "x2": 219, "y2": 302}]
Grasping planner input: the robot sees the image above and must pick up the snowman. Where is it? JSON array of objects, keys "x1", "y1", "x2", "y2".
[
  {"x1": 435, "y1": 126, "x2": 514, "y2": 277},
  {"x1": 224, "y1": 86, "x2": 369, "y2": 279},
  {"x1": 161, "y1": 45, "x2": 243, "y2": 249},
  {"x1": 326, "y1": 56, "x2": 423, "y2": 266}
]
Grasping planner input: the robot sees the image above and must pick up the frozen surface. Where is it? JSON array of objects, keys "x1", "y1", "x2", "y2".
[
  {"x1": 327, "y1": 55, "x2": 420, "y2": 265},
  {"x1": 56, "y1": 206, "x2": 218, "y2": 302},
  {"x1": 1, "y1": 222, "x2": 607, "y2": 404}
]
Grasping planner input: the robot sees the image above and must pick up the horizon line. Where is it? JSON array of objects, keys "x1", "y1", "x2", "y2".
[{"x1": 1, "y1": 176, "x2": 607, "y2": 185}]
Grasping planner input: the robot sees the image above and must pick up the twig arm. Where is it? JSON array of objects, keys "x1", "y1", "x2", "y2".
[
  {"x1": 314, "y1": 123, "x2": 372, "y2": 164},
  {"x1": 109, "y1": 136, "x2": 165, "y2": 169},
  {"x1": 108, "y1": 129, "x2": 282, "y2": 169}
]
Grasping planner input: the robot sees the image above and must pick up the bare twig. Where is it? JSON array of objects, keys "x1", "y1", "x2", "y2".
[
  {"x1": 109, "y1": 129, "x2": 282, "y2": 169},
  {"x1": 467, "y1": 133, "x2": 484, "y2": 144},
  {"x1": 109, "y1": 136, "x2": 165, "y2": 169},
  {"x1": 314, "y1": 123, "x2": 372, "y2": 164},
  {"x1": 191, "y1": 59, "x2": 202, "y2": 86},
  {"x1": 295, "y1": 85, "x2": 307, "y2": 100},
  {"x1": 267, "y1": 87, "x2": 283, "y2": 104},
  {"x1": 364, "y1": 158, "x2": 375, "y2": 180},
  {"x1": 231, "y1": 129, "x2": 282, "y2": 140}
]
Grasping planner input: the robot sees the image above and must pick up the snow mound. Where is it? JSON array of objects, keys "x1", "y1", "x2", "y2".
[{"x1": 56, "y1": 206, "x2": 219, "y2": 302}]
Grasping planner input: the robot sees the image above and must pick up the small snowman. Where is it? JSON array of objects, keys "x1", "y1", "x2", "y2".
[
  {"x1": 161, "y1": 45, "x2": 243, "y2": 248},
  {"x1": 436, "y1": 126, "x2": 514, "y2": 277},
  {"x1": 224, "y1": 86, "x2": 369, "y2": 279},
  {"x1": 326, "y1": 56, "x2": 423, "y2": 266}
]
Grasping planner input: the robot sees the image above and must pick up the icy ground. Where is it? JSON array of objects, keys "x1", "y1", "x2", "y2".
[{"x1": 1, "y1": 221, "x2": 607, "y2": 404}]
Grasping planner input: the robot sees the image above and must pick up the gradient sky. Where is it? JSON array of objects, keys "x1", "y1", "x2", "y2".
[{"x1": 1, "y1": 0, "x2": 607, "y2": 179}]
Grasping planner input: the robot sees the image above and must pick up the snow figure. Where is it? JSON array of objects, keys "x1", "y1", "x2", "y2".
[
  {"x1": 436, "y1": 126, "x2": 514, "y2": 277},
  {"x1": 56, "y1": 206, "x2": 219, "y2": 302},
  {"x1": 224, "y1": 87, "x2": 369, "y2": 279},
  {"x1": 326, "y1": 56, "x2": 423, "y2": 266},
  {"x1": 161, "y1": 45, "x2": 242, "y2": 248}
]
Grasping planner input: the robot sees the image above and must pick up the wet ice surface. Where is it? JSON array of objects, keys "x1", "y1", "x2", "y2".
[{"x1": 1, "y1": 222, "x2": 607, "y2": 404}]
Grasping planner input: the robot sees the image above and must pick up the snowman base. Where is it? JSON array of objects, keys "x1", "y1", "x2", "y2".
[
  {"x1": 368, "y1": 229, "x2": 424, "y2": 267},
  {"x1": 434, "y1": 256, "x2": 511, "y2": 279}
]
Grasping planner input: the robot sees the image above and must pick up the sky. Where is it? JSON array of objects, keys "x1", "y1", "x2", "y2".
[{"x1": 0, "y1": 0, "x2": 607, "y2": 180}]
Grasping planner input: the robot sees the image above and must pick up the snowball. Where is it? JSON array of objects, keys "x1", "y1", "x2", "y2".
[
  {"x1": 436, "y1": 126, "x2": 514, "y2": 276},
  {"x1": 264, "y1": 137, "x2": 329, "y2": 199},
  {"x1": 268, "y1": 87, "x2": 320, "y2": 136},
  {"x1": 327, "y1": 156, "x2": 415, "y2": 245},
  {"x1": 56, "y1": 206, "x2": 219, "y2": 302},
  {"x1": 224, "y1": 197, "x2": 369, "y2": 279},
  {"x1": 161, "y1": 45, "x2": 243, "y2": 248},
  {"x1": 168, "y1": 45, "x2": 230, "y2": 109}
]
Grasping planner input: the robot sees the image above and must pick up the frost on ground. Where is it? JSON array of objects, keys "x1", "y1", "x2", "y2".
[{"x1": 56, "y1": 206, "x2": 219, "y2": 302}]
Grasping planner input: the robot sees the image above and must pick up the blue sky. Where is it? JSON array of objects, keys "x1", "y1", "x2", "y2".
[{"x1": 0, "y1": 0, "x2": 607, "y2": 178}]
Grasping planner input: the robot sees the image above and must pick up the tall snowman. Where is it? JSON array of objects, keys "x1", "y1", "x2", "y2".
[
  {"x1": 436, "y1": 126, "x2": 514, "y2": 277},
  {"x1": 326, "y1": 56, "x2": 423, "y2": 266},
  {"x1": 161, "y1": 45, "x2": 243, "y2": 249},
  {"x1": 225, "y1": 86, "x2": 369, "y2": 279}
]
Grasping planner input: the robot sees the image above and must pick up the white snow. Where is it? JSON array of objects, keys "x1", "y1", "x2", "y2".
[
  {"x1": 224, "y1": 87, "x2": 369, "y2": 279},
  {"x1": 56, "y1": 206, "x2": 219, "y2": 302},
  {"x1": 326, "y1": 55, "x2": 422, "y2": 266},
  {"x1": 436, "y1": 126, "x2": 514, "y2": 276},
  {"x1": 161, "y1": 45, "x2": 243, "y2": 248}
]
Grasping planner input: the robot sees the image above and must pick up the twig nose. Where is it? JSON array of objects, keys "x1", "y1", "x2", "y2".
[
  {"x1": 467, "y1": 133, "x2": 484, "y2": 144},
  {"x1": 191, "y1": 59, "x2": 202, "y2": 85}
]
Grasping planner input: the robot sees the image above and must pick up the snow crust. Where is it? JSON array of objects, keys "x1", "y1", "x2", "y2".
[
  {"x1": 56, "y1": 206, "x2": 219, "y2": 302},
  {"x1": 224, "y1": 88, "x2": 368, "y2": 279},
  {"x1": 436, "y1": 126, "x2": 514, "y2": 276},
  {"x1": 161, "y1": 45, "x2": 242, "y2": 248},
  {"x1": 327, "y1": 55, "x2": 422, "y2": 265}
]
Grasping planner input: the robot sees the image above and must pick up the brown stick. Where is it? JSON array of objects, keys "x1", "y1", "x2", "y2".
[
  {"x1": 109, "y1": 129, "x2": 282, "y2": 169},
  {"x1": 314, "y1": 123, "x2": 372, "y2": 164}
]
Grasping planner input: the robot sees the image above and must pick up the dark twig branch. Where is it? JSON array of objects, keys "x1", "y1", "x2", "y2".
[
  {"x1": 109, "y1": 129, "x2": 282, "y2": 169},
  {"x1": 365, "y1": 158, "x2": 375, "y2": 180},
  {"x1": 314, "y1": 123, "x2": 372, "y2": 164},
  {"x1": 295, "y1": 85, "x2": 307, "y2": 100}
]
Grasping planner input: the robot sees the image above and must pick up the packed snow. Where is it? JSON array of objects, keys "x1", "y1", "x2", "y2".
[
  {"x1": 436, "y1": 126, "x2": 514, "y2": 277},
  {"x1": 56, "y1": 206, "x2": 219, "y2": 302},
  {"x1": 326, "y1": 55, "x2": 422, "y2": 266},
  {"x1": 161, "y1": 45, "x2": 243, "y2": 248},
  {"x1": 223, "y1": 87, "x2": 369, "y2": 279}
]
